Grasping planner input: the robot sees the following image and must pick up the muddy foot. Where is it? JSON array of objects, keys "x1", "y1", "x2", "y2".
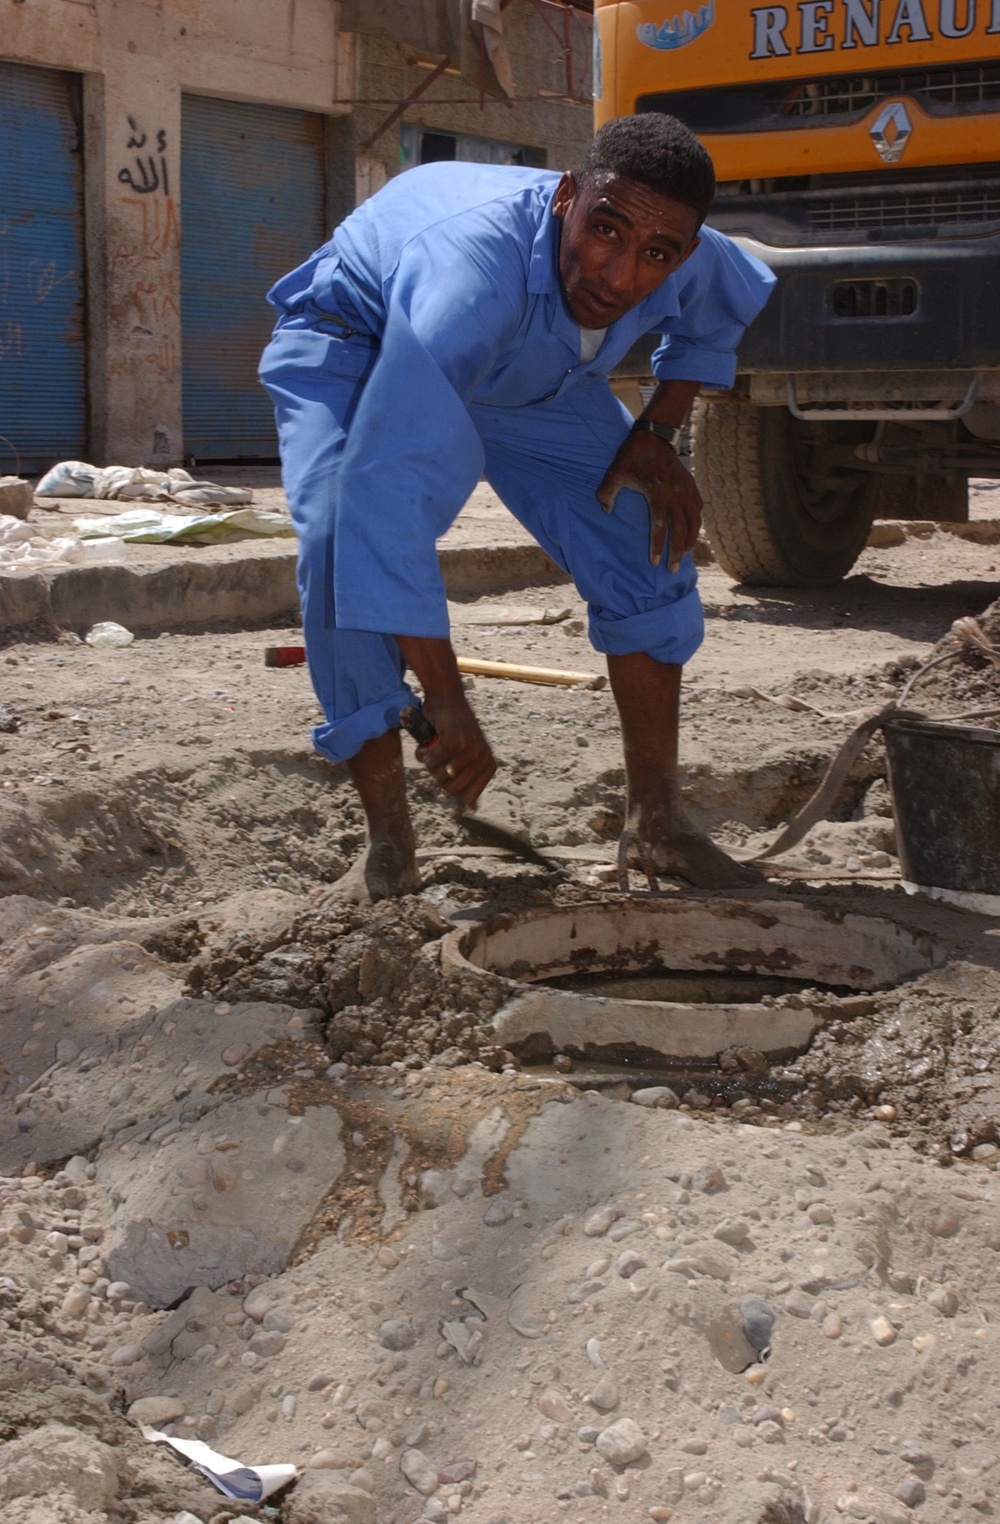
[
  {"x1": 620, "y1": 819, "x2": 763, "y2": 892},
  {"x1": 316, "y1": 838, "x2": 422, "y2": 906}
]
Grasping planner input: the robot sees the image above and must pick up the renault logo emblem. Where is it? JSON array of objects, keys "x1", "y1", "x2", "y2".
[{"x1": 869, "y1": 102, "x2": 912, "y2": 164}]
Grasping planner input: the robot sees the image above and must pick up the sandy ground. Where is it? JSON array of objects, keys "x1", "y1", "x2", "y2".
[{"x1": 3, "y1": 483, "x2": 1000, "y2": 1524}]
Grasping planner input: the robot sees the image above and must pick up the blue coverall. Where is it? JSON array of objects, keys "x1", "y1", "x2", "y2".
[{"x1": 259, "y1": 163, "x2": 774, "y2": 766}]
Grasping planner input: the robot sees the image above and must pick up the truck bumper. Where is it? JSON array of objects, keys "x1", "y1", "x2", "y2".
[{"x1": 731, "y1": 231, "x2": 1000, "y2": 375}]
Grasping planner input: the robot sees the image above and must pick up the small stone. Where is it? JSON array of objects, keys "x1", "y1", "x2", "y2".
[
  {"x1": 874, "y1": 1104, "x2": 897, "y2": 1121},
  {"x1": 483, "y1": 1196, "x2": 513, "y2": 1227},
  {"x1": 870, "y1": 1316, "x2": 897, "y2": 1346},
  {"x1": 691, "y1": 1166, "x2": 727, "y2": 1194},
  {"x1": 308, "y1": 1449, "x2": 341, "y2": 1468},
  {"x1": 589, "y1": 1376, "x2": 620, "y2": 1413},
  {"x1": 911, "y1": 1333, "x2": 935, "y2": 1353},
  {"x1": 584, "y1": 1206, "x2": 621, "y2": 1237},
  {"x1": 243, "y1": 1288, "x2": 273, "y2": 1321},
  {"x1": 929, "y1": 1208, "x2": 961, "y2": 1238},
  {"x1": 595, "y1": 1418, "x2": 648, "y2": 1467},
  {"x1": 438, "y1": 1461, "x2": 476, "y2": 1484},
  {"x1": 249, "y1": 1330, "x2": 286, "y2": 1358},
  {"x1": 739, "y1": 1298, "x2": 776, "y2": 1357},
  {"x1": 807, "y1": 1202, "x2": 834, "y2": 1224},
  {"x1": 61, "y1": 1285, "x2": 91, "y2": 1319},
  {"x1": 631, "y1": 1087, "x2": 679, "y2": 1109},
  {"x1": 400, "y1": 1447, "x2": 438, "y2": 1496},
  {"x1": 649, "y1": 1510, "x2": 673, "y2": 1521},
  {"x1": 713, "y1": 1218, "x2": 752, "y2": 1248},
  {"x1": 538, "y1": 1390, "x2": 573, "y2": 1424},
  {"x1": 822, "y1": 1312, "x2": 843, "y2": 1340},
  {"x1": 553, "y1": 1053, "x2": 574, "y2": 1073},
  {"x1": 109, "y1": 1341, "x2": 143, "y2": 1367},
  {"x1": 757, "y1": 1420, "x2": 784, "y2": 1444},
  {"x1": 585, "y1": 1258, "x2": 610, "y2": 1281},
  {"x1": 617, "y1": 1251, "x2": 646, "y2": 1279},
  {"x1": 379, "y1": 1318, "x2": 416, "y2": 1351},
  {"x1": 926, "y1": 1286, "x2": 959, "y2": 1318},
  {"x1": 680, "y1": 1438, "x2": 708, "y2": 1454},
  {"x1": 419, "y1": 1170, "x2": 450, "y2": 1208},
  {"x1": 128, "y1": 1396, "x2": 186, "y2": 1425},
  {"x1": 898, "y1": 1478, "x2": 926, "y2": 1508},
  {"x1": 784, "y1": 1290, "x2": 814, "y2": 1319},
  {"x1": 222, "y1": 1043, "x2": 249, "y2": 1067}
]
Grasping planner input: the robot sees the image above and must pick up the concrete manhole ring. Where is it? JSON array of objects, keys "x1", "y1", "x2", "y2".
[{"x1": 441, "y1": 897, "x2": 945, "y2": 1065}]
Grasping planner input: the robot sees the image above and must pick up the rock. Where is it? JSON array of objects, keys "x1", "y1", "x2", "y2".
[
  {"x1": 244, "y1": 1287, "x2": 274, "y2": 1321},
  {"x1": 617, "y1": 1251, "x2": 646, "y2": 1279},
  {"x1": 870, "y1": 1316, "x2": 897, "y2": 1346},
  {"x1": 631, "y1": 1087, "x2": 679, "y2": 1109},
  {"x1": 438, "y1": 1461, "x2": 477, "y2": 1484},
  {"x1": 691, "y1": 1166, "x2": 727, "y2": 1194},
  {"x1": 248, "y1": 1330, "x2": 286, "y2": 1357},
  {"x1": 0, "y1": 1423, "x2": 119, "y2": 1510},
  {"x1": 589, "y1": 1376, "x2": 620, "y2": 1413},
  {"x1": 109, "y1": 1341, "x2": 143, "y2": 1366},
  {"x1": 806, "y1": 1202, "x2": 834, "y2": 1224},
  {"x1": 61, "y1": 1285, "x2": 91, "y2": 1319},
  {"x1": 0, "y1": 477, "x2": 33, "y2": 520},
  {"x1": 400, "y1": 1447, "x2": 438, "y2": 1496},
  {"x1": 705, "y1": 1309, "x2": 759, "y2": 1374},
  {"x1": 379, "y1": 1317, "x2": 416, "y2": 1351},
  {"x1": 284, "y1": 1473, "x2": 376, "y2": 1524},
  {"x1": 898, "y1": 1477, "x2": 926, "y2": 1508},
  {"x1": 507, "y1": 1281, "x2": 549, "y2": 1338},
  {"x1": 128, "y1": 1396, "x2": 186, "y2": 1426},
  {"x1": 419, "y1": 1170, "x2": 450, "y2": 1208},
  {"x1": 584, "y1": 1206, "x2": 621, "y2": 1237},
  {"x1": 929, "y1": 1208, "x2": 960, "y2": 1238},
  {"x1": 595, "y1": 1418, "x2": 648, "y2": 1467},
  {"x1": 713, "y1": 1218, "x2": 752, "y2": 1248},
  {"x1": 483, "y1": 1196, "x2": 513, "y2": 1227},
  {"x1": 926, "y1": 1286, "x2": 959, "y2": 1317},
  {"x1": 538, "y1": 1390, "x2": 573, "y2": 1423},
  {"x1": 739, "y1": 1298, "x2": 776, "y2": 1358},
  {"x1": 822, "y1": 1312, "x2": 843, "y2": 1339}
]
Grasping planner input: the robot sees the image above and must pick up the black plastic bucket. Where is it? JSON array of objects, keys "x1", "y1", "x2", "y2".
[{"x1": 883, "y1": 715, "x2": 1000, "y2": 898}]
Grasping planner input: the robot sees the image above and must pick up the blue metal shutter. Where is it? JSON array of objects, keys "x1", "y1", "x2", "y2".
[
  {"x1": 0, "y1": 63, "x2": 86, "y2": 473},
  {"x1": 181, "y1": 95, "x2": 327, "y2": 460}
]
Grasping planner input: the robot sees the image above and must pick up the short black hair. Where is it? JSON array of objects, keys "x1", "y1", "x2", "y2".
[{"x1": 576, "y1": 114, "x2": 715, "y2": 226}]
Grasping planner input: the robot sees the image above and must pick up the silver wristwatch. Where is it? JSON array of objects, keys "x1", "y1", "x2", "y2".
[{"x1": 631, "y1": 418, "x2": 683, "y2": 450}]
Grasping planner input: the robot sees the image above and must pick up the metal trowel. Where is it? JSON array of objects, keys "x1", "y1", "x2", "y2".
[{"x1": 399, "y1": 706, "x2": 563, "y2": 874}]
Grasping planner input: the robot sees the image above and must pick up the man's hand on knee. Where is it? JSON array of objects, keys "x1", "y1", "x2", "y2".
[
  {"x1": 596, "y1": 429, "x2": 702, "y2": 573},
  {"x1": 418, "y1": 693, "x2": 497, "y2": 807}
]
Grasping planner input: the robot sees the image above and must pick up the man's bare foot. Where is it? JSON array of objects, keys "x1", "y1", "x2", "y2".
[
  {"x1": 620, "y1": 806, "x2": 763, "y2": 891},
  {"x1": 317, "y1": 836, "x2": 421, "y2": 906}
]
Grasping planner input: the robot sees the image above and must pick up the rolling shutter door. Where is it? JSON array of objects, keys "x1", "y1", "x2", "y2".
[
  {"x1": 181, "y1": 95, "x2": 327, "y2": 460},
  {"x1": 0, "y1": 63, "x2": 86, "y2": 473}
]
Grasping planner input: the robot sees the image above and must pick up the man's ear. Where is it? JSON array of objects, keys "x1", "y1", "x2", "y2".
[
  {"x1": 551, "y1": 172, "x2": 577, "y2": 221},
  {"x1": 676, "y1": 233, "x2": 701, "y2": 269}
]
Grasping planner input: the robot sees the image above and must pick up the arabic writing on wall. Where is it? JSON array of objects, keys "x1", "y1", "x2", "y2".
[{"x1": 118, "y1": 115, "x2": 170, "y2": 196}]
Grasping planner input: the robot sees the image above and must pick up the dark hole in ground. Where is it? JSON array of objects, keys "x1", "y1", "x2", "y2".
[{"x1": 541, "y1": 969, "x2": 855, "y2": 1003}]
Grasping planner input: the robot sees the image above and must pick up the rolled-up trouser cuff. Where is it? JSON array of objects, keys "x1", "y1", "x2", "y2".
[
  {"x1": 311, "y1": 684, "x2": 415, "y2": 766},
  {"x1": 588, "y1": 580, "x2": 704, "y2": 666}
]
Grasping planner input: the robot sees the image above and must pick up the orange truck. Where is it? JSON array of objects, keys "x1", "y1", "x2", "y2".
[{"x1": 595, "y1": 0, "x2": 1000, "y2": 583}]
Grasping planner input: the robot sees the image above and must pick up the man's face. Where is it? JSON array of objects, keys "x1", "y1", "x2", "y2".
[{"x1": 553, "y1": 171, "x2": 701, "y2": 329}]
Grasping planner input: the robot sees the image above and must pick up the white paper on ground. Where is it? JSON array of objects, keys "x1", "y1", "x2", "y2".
[{"x1": 139, "y1": 1425, "x2": 296, "y2": 1501}]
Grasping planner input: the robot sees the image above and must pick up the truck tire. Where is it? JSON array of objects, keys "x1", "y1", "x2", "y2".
[{"x1": 691, "y1": 398, "x2": 878, "y2": 586}]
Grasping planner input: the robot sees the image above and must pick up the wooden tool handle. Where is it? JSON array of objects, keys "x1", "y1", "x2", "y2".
[{"x1": 455, "y1": 657, "x2": 606, "y2": 689}]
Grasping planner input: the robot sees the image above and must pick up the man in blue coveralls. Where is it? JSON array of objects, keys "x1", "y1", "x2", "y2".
[{"x1": 260, "y1": 114, "x2": 774, "y2": 902}]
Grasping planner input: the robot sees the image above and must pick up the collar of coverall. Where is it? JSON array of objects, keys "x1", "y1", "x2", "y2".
[{"x1": 526, "y1": 180, "x2": 683, "y2": 340}]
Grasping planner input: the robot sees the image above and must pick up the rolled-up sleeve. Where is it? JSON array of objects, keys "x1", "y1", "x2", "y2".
[
  {"x1": 332, "y1": 233, "x2": 522, "y2": 638},
  {"x1": 650, "y1": 229, "x2": 775, "y2": 389}
]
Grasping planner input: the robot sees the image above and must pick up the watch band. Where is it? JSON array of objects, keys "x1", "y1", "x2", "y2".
[{"x1": 632, "y1": 418, "x2": 683, "y2": 450}]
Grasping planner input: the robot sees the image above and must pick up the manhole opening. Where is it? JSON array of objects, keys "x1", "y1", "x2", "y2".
[{"x1": 540, "y1": 969, "x2": 854, "y2": 1004}]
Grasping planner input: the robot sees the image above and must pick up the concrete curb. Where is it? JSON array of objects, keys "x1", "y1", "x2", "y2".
[{"x1": 1, "y1": 541, "x2": 568, "y2": 639}]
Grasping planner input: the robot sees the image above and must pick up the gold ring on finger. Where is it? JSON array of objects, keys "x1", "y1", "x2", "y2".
[{"x1": 445, "y1": 763, "x2": 456, "y2": 779}]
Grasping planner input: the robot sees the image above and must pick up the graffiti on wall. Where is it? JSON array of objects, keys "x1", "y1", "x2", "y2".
[
  {"x1": 111, "y1": 115, "x2": 179, "y2": 387},
  {"x1": 118, "y1": 117, "x2": 170, "y2": 196}
]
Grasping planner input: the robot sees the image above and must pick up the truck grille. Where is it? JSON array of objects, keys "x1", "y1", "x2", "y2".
[
  {"x1": 710, "y1": 162, "x2": 1000, "y2": 243},
  {"x1": 638, "y1": 62, "x2": 1000, "y2": 133}
]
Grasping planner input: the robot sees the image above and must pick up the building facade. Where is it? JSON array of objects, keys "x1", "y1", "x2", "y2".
[{"x1": 0, "y1": 0, "x2": 592, "y2": 472}]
